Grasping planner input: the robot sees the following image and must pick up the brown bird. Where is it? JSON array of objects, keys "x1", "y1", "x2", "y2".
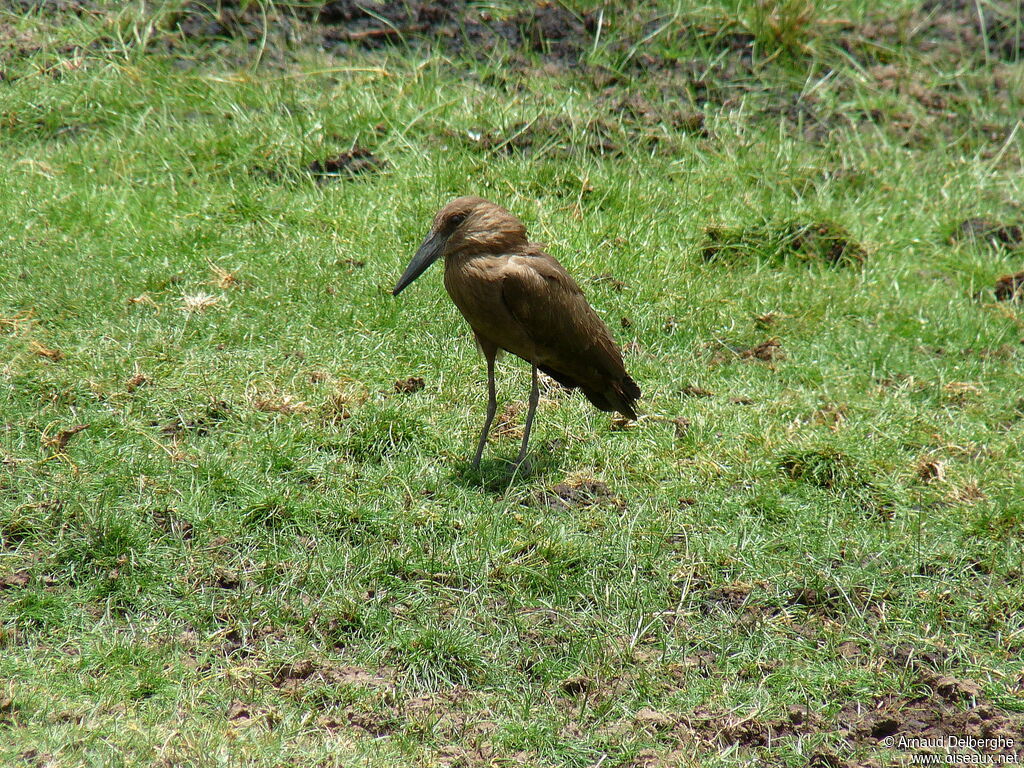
[{"x1": 393, "y1": 196, "x2": 640, "y2": 468}]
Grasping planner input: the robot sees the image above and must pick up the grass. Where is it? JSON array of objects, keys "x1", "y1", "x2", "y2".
[{"x1": 1, "y1": 1, "x2": 1023, "y2": 766}]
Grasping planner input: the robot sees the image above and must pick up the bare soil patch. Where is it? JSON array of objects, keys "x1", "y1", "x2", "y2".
[
  {"x1": 952, "y1": 218, "x2": 1024, "y2": 249},
  {"x1": 530, "y1": 478, "x2": 624, "y2": 511},
  {"x1": 273, "y1": 658, "x2": 395, "y2": 694},
  {"x1": 615, "y1": 655, "x2": 1023, "y2": 763}
]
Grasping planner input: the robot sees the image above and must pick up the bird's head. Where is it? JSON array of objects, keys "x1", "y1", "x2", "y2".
[{"x1": 392, "y1": 196, "x2": 528, "y2": 295}]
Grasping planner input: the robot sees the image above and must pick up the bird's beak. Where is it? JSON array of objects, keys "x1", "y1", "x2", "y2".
[{"x1": 393, "y1": 229, "x2": 446, "y2": 296}]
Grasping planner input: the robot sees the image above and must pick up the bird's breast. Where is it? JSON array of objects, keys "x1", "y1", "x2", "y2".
[{"x1": 443, "y1": 255, "x2": 536, "y2": 358}]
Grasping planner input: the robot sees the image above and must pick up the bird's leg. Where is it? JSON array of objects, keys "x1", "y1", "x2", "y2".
[
  {"x1": 514, "y1": 365, "x2": 540, "y2": 468},
  {"x1": 471, "y1": 350, "x2": 498, "y2": 469}
]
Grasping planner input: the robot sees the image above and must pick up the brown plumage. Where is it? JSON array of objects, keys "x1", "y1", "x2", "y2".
[{"x1": 393, "y1": 196, "x2": 640, "y2": 468}]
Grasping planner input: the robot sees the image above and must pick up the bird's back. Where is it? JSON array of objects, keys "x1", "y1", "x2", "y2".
[{"x1": 444, "y1": 245, "x2": 640, "y2": 419}]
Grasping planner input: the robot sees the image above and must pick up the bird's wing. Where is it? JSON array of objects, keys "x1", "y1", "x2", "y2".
[{"x1": 498, "y1": 250, "x2": 626, "y2": 387}]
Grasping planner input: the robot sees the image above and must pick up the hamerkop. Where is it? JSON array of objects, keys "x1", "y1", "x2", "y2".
[{"x1": 393, "y1": 196, "x2": 640, "y2": 468}]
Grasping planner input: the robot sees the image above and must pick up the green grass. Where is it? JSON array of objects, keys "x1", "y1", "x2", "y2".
[{"x1": 1, "y1": 1, "x2": 1023, "y2": 766}]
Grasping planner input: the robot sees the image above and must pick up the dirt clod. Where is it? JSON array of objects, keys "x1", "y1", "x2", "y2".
[
  {"x1": 680, "y1": 384, "x2": 713, "y2": 397},
  {"x1": 308, "y1": 147, "x2": 386, "y2": 181},
  {"x1": 741, "y1": 338, "x2": 784, "y2": 362},
  {"x1": 994, "y1": 271, "x2": 1024, "y2": 302},
  {"x1": 0, "y1": 570, "x2": 30, "y2": 589},
  {"x1": 393, "y1": 376, "x2": 425, "y2": 394},
  {"x1": 30, "y1": 341, "x2": 63, "y2": 361},
  {"x1": 125, "y1": 372, "x2": 150, "y2": 392}
]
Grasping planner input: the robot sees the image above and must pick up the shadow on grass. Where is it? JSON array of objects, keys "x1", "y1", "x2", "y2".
[{"x1": 450, "y1": 451, "x2": 560, "y2": 492}]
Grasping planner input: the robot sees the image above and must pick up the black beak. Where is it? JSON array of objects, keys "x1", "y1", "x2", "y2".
[{"x1": 393, "y1": 230, "x2": 446, "y2": 296}]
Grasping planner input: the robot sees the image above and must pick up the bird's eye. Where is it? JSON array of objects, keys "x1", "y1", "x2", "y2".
[{"x1": 448, "y1": 213, "x2": 467, "y2": 228}]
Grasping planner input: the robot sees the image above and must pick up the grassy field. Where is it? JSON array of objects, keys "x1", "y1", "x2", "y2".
[{"x1": 2, "y1": 1, "x2": 1023, "y2": 766}]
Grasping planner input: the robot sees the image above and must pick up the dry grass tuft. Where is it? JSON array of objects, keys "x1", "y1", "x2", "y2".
[
  {"x1": 42, "y1": 424, "x2": 89, "y2": 453},
  {"x1": 251, "y1": 392, "x2": 311, "y2": 414},
  {"x1": 208, "y1": 261, "x2": 240, "y2": 289},
  {"x1": 30, "y1": 340, "x2": 63, "y2": 361},
  {"x1": 180, "y1": 292, "x2": 222, "y2": 313}
]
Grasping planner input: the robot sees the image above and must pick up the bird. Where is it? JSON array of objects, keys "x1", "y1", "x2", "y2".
[{"x1": 392, "y1": 196, "x2": 640, "y2": 469}]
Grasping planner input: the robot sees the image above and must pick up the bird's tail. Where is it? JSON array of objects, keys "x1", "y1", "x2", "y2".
[
  {"x1": 538, "y1": 365, "x2": 640, "y2": 420},
  {"x1": 581, "y1": 374, "x2": 640, "y2": 420},
  {"x1": 610, "y1": 374, "x2": 641, "y2": 420}
]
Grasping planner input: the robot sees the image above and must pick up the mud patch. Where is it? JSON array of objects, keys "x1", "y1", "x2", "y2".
[
  {"x1": 172, "y1": 2, "x2": 294, "y2": 46},
  {"x1": 307, "y1": 147, "x2": 386, "y2": 182},
  {"x1": 701, "y1": 220, "x2": 866, "y2": 267},
  {"x1": 320, "y1": 1, "x2": 597, "y2": 68},
  {"x1": 530, "y1": 478, "x2": 624, "y2": 511}
]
